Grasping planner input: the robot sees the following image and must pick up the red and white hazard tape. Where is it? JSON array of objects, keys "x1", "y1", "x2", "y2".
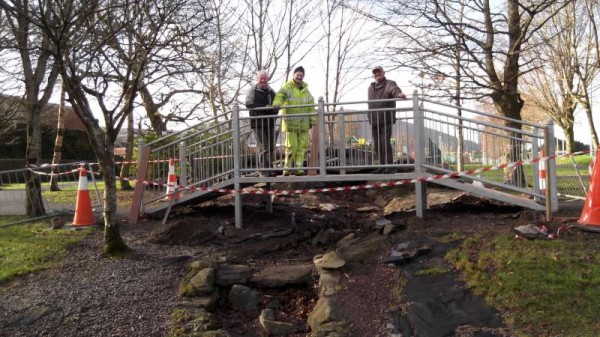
[
  {"x1": 27, "y1": 167, "x2": 81, "y2": 176},
  {"x1": 145, "y1": 150, "x2": 593, "y2": 196},
  {"x1": 27, "y1": 150, "x2": 592, "y2": 196}
]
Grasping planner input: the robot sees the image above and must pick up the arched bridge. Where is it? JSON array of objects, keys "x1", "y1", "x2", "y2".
[{"x1": 127, "y1": 91, "x2": 559, "y2": 228}]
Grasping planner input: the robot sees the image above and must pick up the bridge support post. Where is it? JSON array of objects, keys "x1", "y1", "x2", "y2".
[
  {"x1": 532, "y1": 127, "x2": 541, "y2": 202},
  {"x1": 413, "y1": 90, "x2": 427, "y2": 218},
  {"x1": 179, "y1": 138, "x2": 187, "y2": 188},
  {"x1": 338, "y1": 108, "x2": 346, "y2": 175},
  {"x1": 233, "y1": 103, "x2": 243, "y2": 228},
  {"x1": 544, "y1": 121, "x2": 558, "y2": 220},
  {"x1": 265, "y1": 184, "x2": 273, "y2": 214},
  {"x1": 318, "y1": 97, "x2": 327, "y2": 176}
]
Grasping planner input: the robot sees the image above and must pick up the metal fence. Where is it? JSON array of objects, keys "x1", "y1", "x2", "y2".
[
  {"x1": 128, "y1": 92, "x2": 572, "y2": 228},
  {"x1": 5, "y1": 93, "x2": 590, "y2": 228},
  {"x1": 0, "y1": 162, "x2": 102, "y2": 221}
]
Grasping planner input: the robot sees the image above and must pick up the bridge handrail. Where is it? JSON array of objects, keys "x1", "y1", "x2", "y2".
[
  {"x1": 420, "y1": 97, "x2": 544, "y2": 129},
  {"x1": 129, "y1": 94, "x2": 560, "y2": 227},
  {"x1": 146, "y1": 111, "x2": 232, "y2": 147},
  {"x1": 423, "y1": 108, "x2": 542, "y2": 139}
]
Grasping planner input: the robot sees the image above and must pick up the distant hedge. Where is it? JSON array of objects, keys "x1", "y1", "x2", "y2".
[{"x1": 0, "y1": 123, "x2": 95, "y2": 163}]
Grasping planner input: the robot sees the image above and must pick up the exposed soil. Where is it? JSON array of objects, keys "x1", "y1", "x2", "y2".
[{"x1": 0, "y1": 184, "x2": 588, "y2": 337}]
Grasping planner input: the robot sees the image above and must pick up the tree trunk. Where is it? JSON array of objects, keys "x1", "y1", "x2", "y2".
[
  {"x1": 25, "y1": 102, "x2": 45, "y2": 217},
  {"x1": 101, "y1": 146, "x2": 128, "y2": 256},
  {"x1": 492, "y1": 92, "x2": 526, "y2": 187},
  {"x1": 139, "y1": 86, "x2": 166, "y2": 136},
  {"x1": 564, "y1": 123, "x2": 575, "y2": 153},
  {"x1": 50, "y1": 82, "x2": 66, "y2": 191},
  {"x1": 583, "y1": 104, "x2": 599, "y2": 151},
  {"x1": 455, "y1": 61, "x2": 463, "y2": 172},
  {"x1": 119, "y1": 110, "x2": 134, "y2": 190}
]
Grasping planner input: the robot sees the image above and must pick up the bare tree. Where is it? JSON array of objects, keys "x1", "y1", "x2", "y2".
[
  {"x1": 197, "y1": 0, "x2": 247, "y2": 118},
  {"x1": 355, "y1": 0, "x2": 570, "y2": 184},
  {"x1": 281, "y1": 0, "x2": 322, "y2": 81},
  {"x1": 572, "y1": 0, "x2": 599, "y2": 150},
  {"x1": 0, "y1": 0, "x2": 60, "y2": 216},
  {"x1": 321, "y1": 0, "x2": 364, "y2": 106},
  {"x1": 320, "y1": 0, "x2": 366, "y2": 147},
  {"x1": 0, "y1": 94, "x2": 22, "y2": 138},
  {"x1": 240, "y1": 0, "x2": 319, "y2": 83},
  {"x1": 15, "y1": 0, "x2": 205, "y2": 255},
  {"x1": 521, "y1": 1, "x2": 582, "y2": 152},
  {"x1": 0, "y1": 5, "x2": 23, "y2": 138},
  {"x1": 49, "y1": 81, "x2": 66, "y2": 191},
  {"x1": 522, "y1": 0, "x2": 599, "y2": 153},
  {"x1": 132, "y1": 1, "x2": 212, "y2": 134},
  {"x1": 118, "y1": 109, "x2": 134, "y2": 190}
]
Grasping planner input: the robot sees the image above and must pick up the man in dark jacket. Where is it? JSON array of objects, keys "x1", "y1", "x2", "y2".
[
  {"x1": 367, "y1": 66, "x2": 406, "y2": 173},
  {"x1": 245, "y1": 70, "x2": 277, "y2": 176}
]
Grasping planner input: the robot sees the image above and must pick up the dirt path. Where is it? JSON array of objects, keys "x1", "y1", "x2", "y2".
[
  {"x1": 0, "y1": 186, "x2": 576, "y2": 337},
  {"x1": 0, "y1": 224, "x2": 194, "y2": 337}
]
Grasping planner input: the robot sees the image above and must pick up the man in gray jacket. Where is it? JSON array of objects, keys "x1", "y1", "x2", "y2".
[
  {"x1": 245, "y1": 70, "x2": 278, "y2": 176},
  {"x1": 367, "y1": 66, "x2": 406, "y2": 173}
]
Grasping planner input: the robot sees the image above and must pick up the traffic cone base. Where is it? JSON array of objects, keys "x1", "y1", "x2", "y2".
[
  {"x1": 577, "y1": 154, "x2": 600, "y2": 231},
  {"x1": 72, "y1": 167, "x2": 96, "y2": 227},
  {"x1": 574, "y1": 224, "x2": 600, "y2": 233}
]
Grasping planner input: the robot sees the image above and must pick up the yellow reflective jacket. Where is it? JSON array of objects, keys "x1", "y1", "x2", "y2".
[{"x1": 273, "y1": 80, "x2": 316, "y2": 132}]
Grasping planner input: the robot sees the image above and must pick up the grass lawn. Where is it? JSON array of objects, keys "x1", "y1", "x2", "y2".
[
  {"x1": 447, "y1": 233, "x2": 600, "y2": 336},
  {"x1": 0, "y1": 217, "x2": 92, "y2": 284}
]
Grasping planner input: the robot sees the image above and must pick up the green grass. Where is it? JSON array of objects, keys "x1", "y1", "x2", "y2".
[
  {"x1": 0, "y1": 218, "x2": 91, "y2": 284},
  {"x1": 447, "y1": 233, "x2": 600, "y2": 336}
]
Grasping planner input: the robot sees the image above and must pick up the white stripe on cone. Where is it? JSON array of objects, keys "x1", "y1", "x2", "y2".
[
  {"x1": 539, "y1": 151, "x2": 546, "y2": 194},
  {"x1": 165, "y1": 158, "x2": 178, "y2": 200}
]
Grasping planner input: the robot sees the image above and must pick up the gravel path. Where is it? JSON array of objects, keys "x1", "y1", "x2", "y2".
[{"x1": 0, "y1": 223, "x2": 193, "y2": 337}]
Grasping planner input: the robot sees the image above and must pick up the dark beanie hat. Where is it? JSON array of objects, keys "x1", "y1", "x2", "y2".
[{"x1": 293, "y1": 66, "x2": 305, "y2": 74}]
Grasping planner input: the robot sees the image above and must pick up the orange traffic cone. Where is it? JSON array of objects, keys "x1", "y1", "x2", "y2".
[
  {"x1": 577, "y1": 155, "x2": 600, "y2": 232},
  {"x1": 164, "y1": 158, "x2": 179, "y2": 201},
  {"x1": 72, "y1": 166, "x2": 96, "y2": 227}
]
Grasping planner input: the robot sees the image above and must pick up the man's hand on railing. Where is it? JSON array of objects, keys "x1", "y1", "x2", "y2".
[
  {"x1": 397, "y1": 92, "x2": 407, "y2": 100},
  {"x1": 271, "y1": 105, "x2": 281, "y2": 113}
]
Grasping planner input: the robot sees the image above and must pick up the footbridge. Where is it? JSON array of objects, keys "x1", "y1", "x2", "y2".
[{"x1": 128, "y1": 91, "x2": 559, "y2": 228}]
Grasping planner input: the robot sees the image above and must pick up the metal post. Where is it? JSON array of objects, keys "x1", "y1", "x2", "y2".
[
  {"x1": 137, "y1": 139, "x2": 143, "y2": 159},
  {"x1": 544, "y1": 121, "x2": 558, "y2": 220},
  {"x1": 265, "y1": 186, "x2": 273, "y2": 214},
  {"x1": 87, "y1": 163, "x2": 102, "y2": 211},
  {"x1": 338, "y1": 108, "x2": 346, "y2": 175},
  {"x1": 128, "y1": 144, "x2": 150, "y2": 224},
  {"x1": 179, "y1": 139, "x2": 187, "y2": 188},
  {"x1": 318, "y1": 97, "x2": 327, "y2": 176},
  {"x1": 413, "y1": 90, "x2": 426, "y2": 218},
  {"x1": 232, "y1": 103, "x2": 243, "y2": 228},
  {"x1": 532, "y1": 127, "x2": 541, "y2": 201}
]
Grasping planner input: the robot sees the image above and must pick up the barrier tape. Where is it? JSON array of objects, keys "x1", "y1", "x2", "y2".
[
  {"x1": 26, "y1": 149, "x2": 592, "y2": 196},
  {"x1": 116, "y1": 149, "x2": 593, "y2": 196},
  {"x1": 26, "y1": 168, "x2": 80, "y2": 176}
]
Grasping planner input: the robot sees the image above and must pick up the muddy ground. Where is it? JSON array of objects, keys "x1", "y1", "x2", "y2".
[{"x1": 0, "y1": 184, "x2": 588, "y2": 337}]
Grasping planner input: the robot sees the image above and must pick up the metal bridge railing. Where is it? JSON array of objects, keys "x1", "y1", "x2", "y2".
[{"x1": 129, "y1": 92, "x2": 561, "y2": 226}]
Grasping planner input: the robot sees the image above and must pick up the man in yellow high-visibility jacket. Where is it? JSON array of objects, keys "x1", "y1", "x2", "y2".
[{"x1": 273, "y1": 66, "x2": 316, "y2": 176}]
